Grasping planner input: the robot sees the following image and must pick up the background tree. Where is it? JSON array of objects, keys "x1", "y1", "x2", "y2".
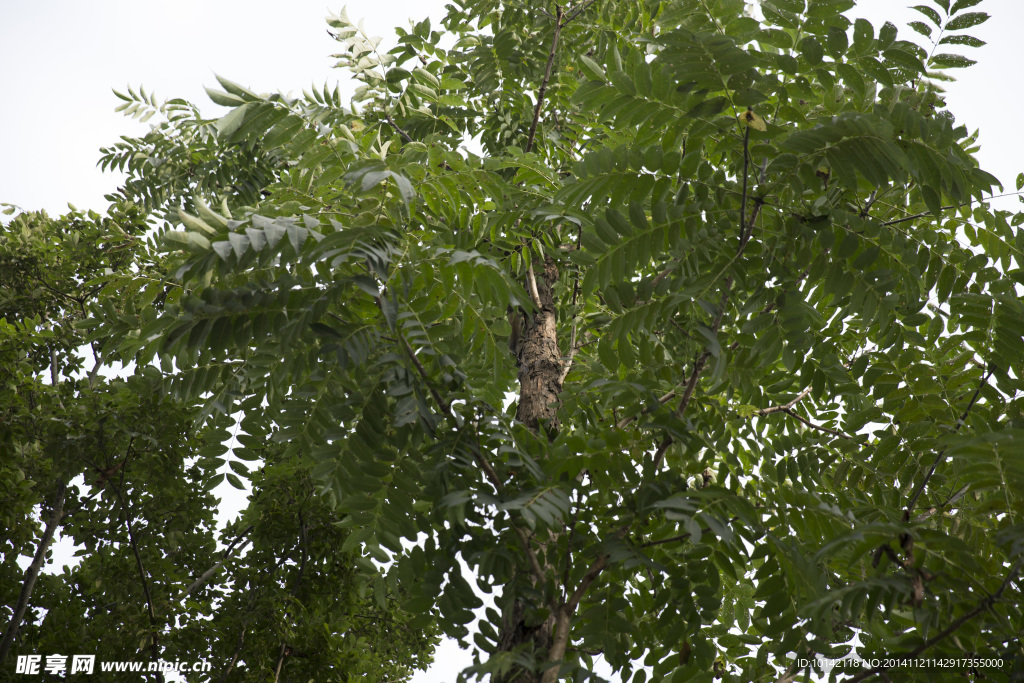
[
  {"x1": 7, "y1": 0, "x2": 1024, "y2": 680},
  {"x1": 0, "y1": 211, "x2": 435, "y2": 678}
]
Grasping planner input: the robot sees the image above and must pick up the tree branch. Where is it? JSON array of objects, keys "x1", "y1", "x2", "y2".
[
  {"x1": 616, "y1": 387, "x2": 681, "y2": 430},
  {"x1": 0, "y1": 481, "x2": 66, "y2": 664},
  {"x1": 384, "y1": 113, "x2": 414, "y2": 144},
  {"x1": 774, "y1": 405, "x2": 856, "y2": 444},
  {"x1": 525, "y1": 6, "x2": 563, "y2": 154},
  {"x1": 881, "y1": 204, "x2": 960, "y2": 226},
  {"x1": 112, "y1": 479, "x2": 163, "y2": 679},
  {"x1": 272, "y1": 643, "x2": 289, "y2": 683},
  {"x1": 566, "y1": 554, "x2": 606, "y2": 612},
  {"x1": 755, "y1": 387, "x2": 812, "y2": 414},
  {"x1": 904, "y1": 363, "x2": 994, "y2": 521},
  {"x1": 912, "y1": 484, "x2": 970, "y2": 523},
  {"x1": 739, "y1": 123, "x2": 752, "y2": 250},
  {"x1": 651, "y1": 284, "x2": 729, "y2": 470},
  {"x1": 525, "y1": 257, "x2": 544, "y2": 309},
  {"x1": 640, "y1": 517, "x2": 739, "y2": 548},
  {"x1": 180, "y1": 525, "x2": 255, "y2": 602},
  {"x1": 846, "y1": 559, "x2": 1021, "y2": 683},
  {"x1": 563, "y1": 0, "x2": 600, "y2": 25},
  {"x1": 558, "y1": 226, "x2": 584, "y2": 384},
  {"x1": 216, "y1": 629, "x2": 245, "y2": 683}
]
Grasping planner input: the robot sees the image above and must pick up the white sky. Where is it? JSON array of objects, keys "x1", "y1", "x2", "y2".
[
  {"x1": 2, "y1": 1, "x2": 1022, "y2": 681},
  {"x1": 2, "y1": 1, "x2": 1022, "y2": 216}
]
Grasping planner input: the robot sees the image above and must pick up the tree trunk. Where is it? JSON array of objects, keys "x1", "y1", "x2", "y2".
[
  {"x1": 515, "y1": 257, "x2": 563, "y2": 433},
  {"x1": 498, "y1": 257, "x2": 564, "y2": 681}
]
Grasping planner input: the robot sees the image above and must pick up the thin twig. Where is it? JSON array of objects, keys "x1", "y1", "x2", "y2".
[
  {"x1": 778, "y1": 408, "x2": 852, "y2": 440},
  {"x1": 846, "y1": 559, "x2": 1021, "y2": 683},
  {"x1": 0, "y1": 481, "x2": 66, "y2": 663},
  {"x1": 739, "y1": 123, "x2": 751, "y2": 249},
  {"x1": 378, "y1": 290, "x2": 452, "y2": 417},
  {"x1": 525, "y1": 6, "x2": 563, "y2": 154},
  {"x1": 904, "y1": 364, "x2": 994, "y2": 521},
  {"x1": 913, "y1": 484, "x2": 970, "y2": 523},
  {"x1": 751, "y1": 388, "x2": 851, "y2": 438},
  {"x1": 514, "y1": 526, "x2": 549, "y2": 587},
  {"x1": 563, "y1": 0, "x2": 599, "y2": 25},
  {"x1": 113, "y1": 479, "x2": 162, "y2": 676},
  {"x1": 402, "y1": 335, "x2": 452, "y2": 415},
  {"x1": 180, "y1": 525, "x2": 255, "y2": 601},
  {"x1": 640, "y1": 517, "x2": 739, "y2": 548},
  {"x1": 272, "y1": 643, "x2": 288, "y2": 683},
  {"x1": 755, "y1": 387, "x2": 812, "y2": 414},
  {"x1": 216, "y1": 630, "x2": 245, "y2": 683},
  {"x1": 651, "y1": 285, "x2": 729, "y2": 470},
  {"x1": 616, "y1": 388, "x2": 680, "y2": 430},
  {"x1": 881, "y1": 204, "x2": 960, "y2": 226},
  {"x1": 384, "y1": 114, "x2": 414, "y2": 144}
]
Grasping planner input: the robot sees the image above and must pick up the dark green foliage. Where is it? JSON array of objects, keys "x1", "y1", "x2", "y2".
[
  {"x1": 5, "y1": 0, "x2": 1023, "y2": 681},
  {"x1": 0, "y1": 208, "x2": 435, "y2": 680}
]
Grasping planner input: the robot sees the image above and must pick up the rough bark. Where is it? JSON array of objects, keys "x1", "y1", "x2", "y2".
[
  {"x1": 515, "y1": 257, "x2": 563, "y2": 434},
  {"x1": 497, "y1": 257, "x2": 564, "y2": 682}
]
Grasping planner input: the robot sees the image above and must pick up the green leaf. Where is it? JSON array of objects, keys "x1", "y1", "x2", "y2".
[
  {"x1": 825, "y1": 27, "x2": 849, "y2": 57},
  {"x1": 215, "y1": 103, "x2": 252, "y2": 136},
  {"x1": 908, "y1": 21, "x2": 932, "y2": 38},
  {"x1": 930, "y1": 53, "x2": 977, "y2": 69},
  {"x1": 911, "y1": 4, "x2": 942, "y2": 27},
  {"x1": 945, "y1": 11, "x2": 988, "y2": 31},
  {"x1": 938, "y1": 34, "x2": 985, "y2": 47},
  {"x1": 950, "y1": 0, "x2": 984, "y2": 11},
  {"x1": 264, "y1": 114, "x2": 304, "y2": 149},
  {"x1": 799, "y1": 37, "x2": 824, "y2": 65},
  {"x1": 578, "y1": 54, "x2": 606, "y2": 82},
  {"x1": 205, "y1": 88, "x2": 245, "y2": 107}
]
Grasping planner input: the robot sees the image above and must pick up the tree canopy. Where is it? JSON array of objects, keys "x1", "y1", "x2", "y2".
[{"x1": 3, "y1": 0, "x2": 1024, "y2": 681}]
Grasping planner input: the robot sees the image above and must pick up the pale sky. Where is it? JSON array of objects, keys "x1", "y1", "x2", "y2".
[
  {"x1": 2, "y1": 1, "x2": 1022, "y2": 216},
  {"x1": 2, "y1": 1, "x2": 1022, "y2": 681}
]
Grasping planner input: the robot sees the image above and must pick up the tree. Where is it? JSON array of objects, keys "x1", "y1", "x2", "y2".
[
  {"x1": 9, "y1": 0, "x2": 1024, "y2": 680},
  {"x1": 0, "y1": 209, "x2": 435, "y2": 678}
]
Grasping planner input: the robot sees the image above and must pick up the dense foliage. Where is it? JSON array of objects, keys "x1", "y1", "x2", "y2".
[
  {"x1": 0, "y1": 212, "x2": 434, "y2": 678},
  {"x1": 4, "y1": 0, "x2": 1024, "y2": 681}
]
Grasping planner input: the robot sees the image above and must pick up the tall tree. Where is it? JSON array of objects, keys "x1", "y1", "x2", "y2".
[
  {"x1": 28, "y1": 0, "x2": 1024, "y2": 680},
  {"x1": 1, "y1": 200, "x2": 434, "y2": 679}
]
